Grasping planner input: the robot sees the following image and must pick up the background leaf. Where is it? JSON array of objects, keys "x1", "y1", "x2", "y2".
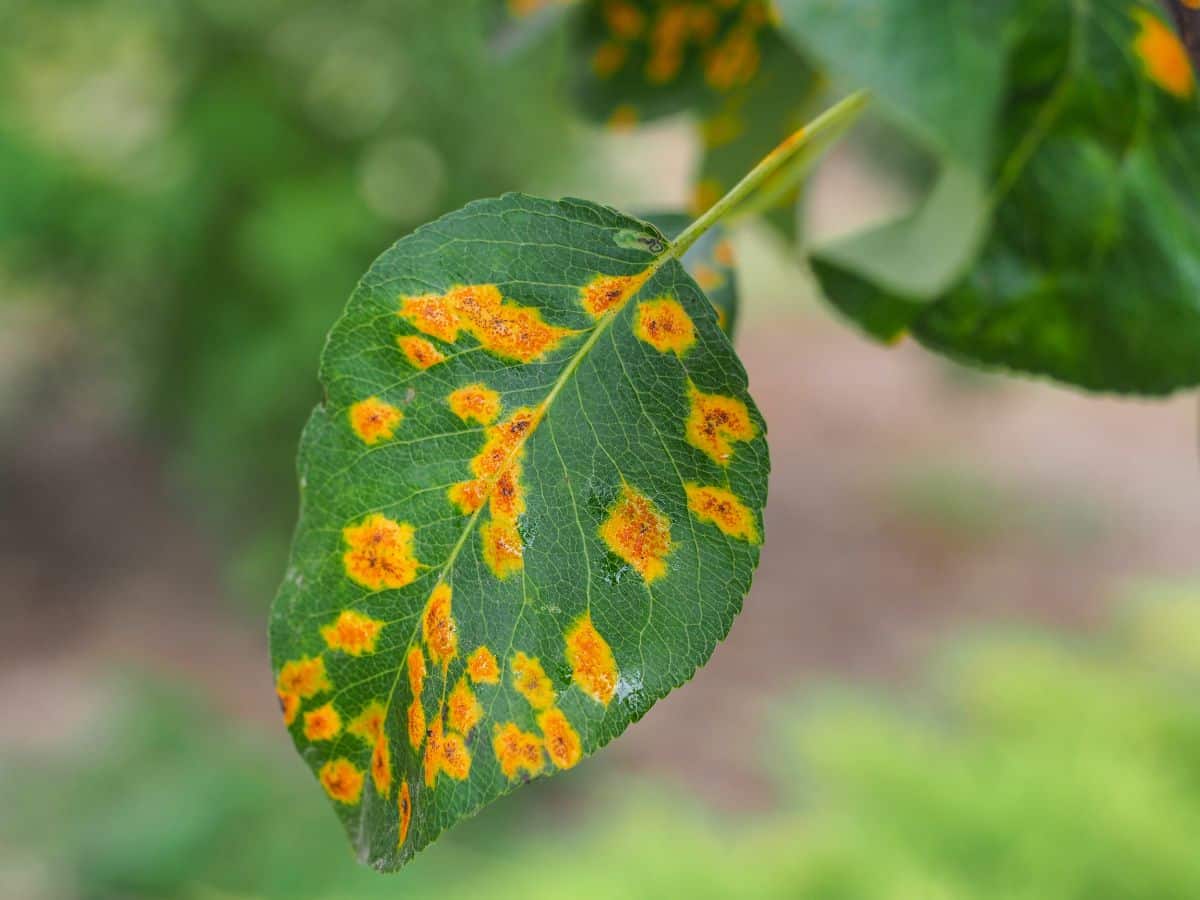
[
  {"x1": 643, "y1": 211, "x2": 741, "y2": 337},
  {"x1": 779, "y1": 0, "x2": 1200, "y2": 394},
  {"x1": 270, "y1": 193, "x2": 769, "y2": 870}
]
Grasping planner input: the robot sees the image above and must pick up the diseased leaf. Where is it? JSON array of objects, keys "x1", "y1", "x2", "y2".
[
  {"x1": 644, "y1": 211, "x2": 741, "y2": 337},
  {"x1": 780, "y1": 0, "x2": 1200, "y2": 393},
  {"x1": 270, "y1": 193, "x2": 769, "y2": 870}
]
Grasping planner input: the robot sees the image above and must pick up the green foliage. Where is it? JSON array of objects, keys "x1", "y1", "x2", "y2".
[
  {"x1": 270, "y1": 194, "x2": 769, "y2": 869},
  {"x1": 9, "y1": 589, "x2": 1199, "y2": 896},
  {"x1": 0, "y1": 0, "x2": 576, "y2": 597},
  {"x1": 778, "y1": 0, "x2": 1200, "y2": 393}
]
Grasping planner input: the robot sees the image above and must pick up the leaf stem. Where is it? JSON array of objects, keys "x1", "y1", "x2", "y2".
[{"x1": 669, "y1": 90, "x2": 872, "y2": 259}]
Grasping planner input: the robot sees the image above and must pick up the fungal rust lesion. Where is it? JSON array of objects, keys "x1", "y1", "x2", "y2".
[
  {"x1": 537, "y1": 708, "x2": 582, "y2": 770},
  {"x1": 467, "y1": 645, "x2": 501, "y2": 684},
  {"x1": 493, "y1": 722, "x2": 545, "y2": 780},
  {"x1": 565, "y1": 612, "x2": 619, "y2": 705},
  {"x1": 1133, "y1": 7, "x2": 1195, "y2": 98},
  {"x1": 342, "y1": 513, "x2": 423, "y2": 590},
  {"x1": 399, "y1": 284, "x2": 574, "y2": 363},
  {"x1": 447, "y1": 383, "x2": 502, "y2": 425},
  {"x1": 397, "y1": 335, "x2": 446, "y2": 370},
  {"x1": 634, "y1": 297, "x2": 696, "y2": 355},
  {"x1": 320, "y1": 609, "x2": 384, "y2": 656},
  {"x1": 685, "y1": 482, "x2": 759, "y2": 543},
  {"x1": 685, "y1": 382, "x2": 756, "y2": 466},
  {"x1": 511, "y1": 651, "x2": 556, "y2": 709},
  {"x1": 319, "y1": 758, "x2": 364, "y2": 805},
  {"x1": 421, "y1": 583, "x2": 458, "y2": 666},
  {"x1": 447, "y1": 677, "x2": 483, "y2": 735},
  {"x1": 277, "y1": 656, "x2": 331, "y2": 700},
  {"x1": 397, "y1": 780, "x2": 413, "y2": 847},
  {"x1": 598, "y1": 485, "x2": 674, "y2": 583},
  {"x1": 348, "y1": 396, "x2": 403, "y2": 445},
  {"x1": 580, "y1": 271, "x2": 650, "y2": 318},
  {"x1": 303, "y1": 703, "x2": 342, "y2": 741}
]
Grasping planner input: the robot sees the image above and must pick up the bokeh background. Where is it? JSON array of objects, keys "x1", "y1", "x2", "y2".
[{"x1": 3, "y1": 2, "x2": 1200, "y2": 898}]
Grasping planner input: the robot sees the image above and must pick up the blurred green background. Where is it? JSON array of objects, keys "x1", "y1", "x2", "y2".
[{"x1": 2, "y1": 2, "x2": 1199, "y2": 898}]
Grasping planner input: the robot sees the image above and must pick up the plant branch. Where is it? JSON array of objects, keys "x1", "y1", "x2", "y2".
[{"x1": 669, "y1": 90, "x2": 872, "y2": 259}]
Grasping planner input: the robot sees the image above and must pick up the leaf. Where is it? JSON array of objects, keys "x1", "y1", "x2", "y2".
[
  {"x1": 779, "y1": 0, "x2": 1200, "y2": 393},
  {"x1": 269, "y1": 193, "x2": 769, "y2": 870},
  {"x1": 643, "y1": 211, "x2": 741, "y2": 337}
]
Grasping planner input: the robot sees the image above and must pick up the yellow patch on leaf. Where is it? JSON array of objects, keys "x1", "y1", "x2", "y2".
[
  {"x1": 371, "y1": 735, "x2": 393, "y2": 795},
  {"x1": 482, "y1": 517, "x2": 524, "y2": 579},
  {"x1": 705, "y1": 26, "x2": 760, "y2": 90},
  {"x1": 512, "y1": 651, "x2": 556, "y2": 710},
  {"x1": 580, "y1": 271, "x2": 649, "y2": 318},
  {"x1": 421, "y1": 584, "x2": 457, "y2": 666},
  {"x1": 277, "y1": 656, "x2": 331, "y2": 699},
  {"x1": 593, "y1": 41, "x2": 627, "y2": 78},
  {"x1": 493, "y1": 722, "x2": 545, "y2": 780},
  {"x1": 635, "y1": 298, "x2": 696, "y2": 355},
  {"x1": 277, "y1": 689, "x2": 300, "y2": 726},
  {"x1": 303, "y1": 703, "x2": 342, "y2": 741},
  {"x1": 399, "y1": 284, "x2": 574, "y2": 363},
  {"x1": 423, "y1": 716, "x2": 472, "y2": 787},
  {"x1": 713, "y1": 238, "x2": 735, "y2": 267},
  {"x1": 565, "y1": 612, "x2": 618, "y2": 705},
  {"x1": 685, "y1": 383, "x2": 755, "y2": 465},
  {"x1": 447, "y1": 383, "x2": 501, "y2": 425},
  {"x1": 348, "y1": 396, "x2": 403, "y2": 445},
  {"x1": 320, "y1": 609, "x2": 384, "y2": 656},
  {"x1": 607, "y1": 104, "x2": 639, "y2": 131},
  {"x1": 467, "y1": 646, "x2": 500, "y2": 684},
  {"x1": 685, "y1": 483, "x2": 759, "y2": 543},
  {"x1": 604, "y1": 0, "x2": 645, "y2": 39},
  {"x1": 319, "y1": 758, "x2": 364, "y2": 805},
  {"x1": 397, "y1": 780, "x2": 412, "y2": 846},
  {"x1": 1133, "y1": 10, "x2": 1194, "y2": 98},
  {"x1": 407, "y1": 646, "x2": 427, "y2": 697},
  {"x1": 348, "y1": 700, "x2": 386, "y2": 744},
  {"x1": 599, "y1": 485, "x2": 674, "y2": 583},
  {"x1": 538, "y1": 707, "x2": 582, "y2": 770},
  {"x1": 407, "y1": 697, "x2": 426, "y2": 751},
  {"x1": 447, "y1": 677, "x2": 483, "y2": 735},
  {"x1": 423, "y1": 717, "x2": 443, "y2": 787},
  {"x1": 342, "y1": 513, "x2": 422, "y2": 590},
  {"x1": 397, "y1": 335, "x2": 446, "y2": 370}
]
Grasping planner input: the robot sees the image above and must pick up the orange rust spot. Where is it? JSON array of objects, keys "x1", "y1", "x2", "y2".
[
  {"x1": 321, "y1": 609, "x2": 384, "y2": 656},
  {"x1": 303, "y1": 703, "x2": 342, "y2": 741},
  {"x1": 685, "y1": 383, "x2": 756, "y2": 465},
  {"x1": 705, "y1": 27, "x2": 760, "y2": 90},
  {"x1": 538, "y1": 707, "x2": 582, "y2": 770},
  {"x1": 685, "y1": 483, "x2": 759, "y2": 543},
  {"x1": 371, "y1": 734, "x2": 393, "y2": 795},
  {"x1": 604, "y1": 0, "x2": 645, "y2": 39},
  {"x1": 565, "y1": 612, "x2": 618, "y2": 705},
  {"x1": 580, "y1": 271, "x2": 650, "y2": 318},
  {"x1": 692, "y1": 263, "x2": 725, "y2": 292},
  {"x1": 407, "y1": 646, "x2": 427, "y2": 696},
  {"x1": 278, "y1": 689, "x2": 300, "y2": 726},
  {"x1": 467, "y1": 646, "x2": 500, "y2": 684},
  {"x1": 448, "y1": 478, "x2": 488, "y2": 515},
  {"x1": 423, "y1": 717, "x2": 444, "y2": 787},
  {"x1": 512, "y1": 651, "x2": 556, "y2": 709},
  {"x1": 397, "y1": 780, "x2": 412, "y2": 846},
  {"x1": 421, "y1": 584, "x2": 457, "y2": 666},
  {"x1": 439, "y1": 731, "x2": 471, "y2": 781},
  {"x1": 348, "y1": 396, "x2": 402, "y2": 445},
  {"x1": 482, "y1": 516, "x2": 524, "y2": 579},
  {"x1": 348, "y1": 700, "x2": 386, "y2": 744},
  {"x1": 397, "y1": 335, "x2": 446, "y2": 369},
  {"x1": 399, "y1": 284, "x2": 574, "y2": 363},
  {"x1": 1133, "y1": 10, "x2": 1194, "y2": 98},
  {"x1": 319, "y1": 758, "x2": 364, "y2": 805},
  {"x1": 635, "y1": 298, "x2": 696, "y2": 355},
  {"x1": 277, "y1": 656, "x2": 331, "y2": 699},
  {"x1": 712, "y1": 239, "x2": 735, "y2": 267},
  {"x1": 689, "y1": 5, "x2": 719, "y2": 41},
  {"x1": 646, "y1": 5, "x2": 689, "y2": 83},
  {"x1": 607, "y1": 104, "x2": 639, "y2": 131},
  {"x1": 493, "y1": 722, "x2": 544, "y2": 780},
  {"x1": 447, "y1": 677, "x2": 483, "y2": 735},
  {"x1": 448, "y1": 383, "x2": 501, "y2": 425},
  {"x1": 691, "y1": 178, "x2": 723, "y2": 216},
  {"x1": 593, "y1": 41, "x2": 627, "y2": 78},
  {"x1": 342, "y1": 513, "x2": 422, "y2": 590},
  {"x1": 599, "y1": 485, "x2": 674, "y2": 583},
  {"x1": 407, "y1": 697, "x2": 426, "y2": 751},
  {"x1": 423, "y1": 715, "x2": 471, "y2": 787}
]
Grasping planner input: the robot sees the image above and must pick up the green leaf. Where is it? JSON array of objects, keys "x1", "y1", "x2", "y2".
[
  {"x1": 270, "y1": 193, "x2": 769, "y2": 870},
  {"x1": 780, "y1": 0, "x2": 1200, "y2": 393},
  {"x1": 643, "y1": 211, "x2": 741, "y2": 337}
]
